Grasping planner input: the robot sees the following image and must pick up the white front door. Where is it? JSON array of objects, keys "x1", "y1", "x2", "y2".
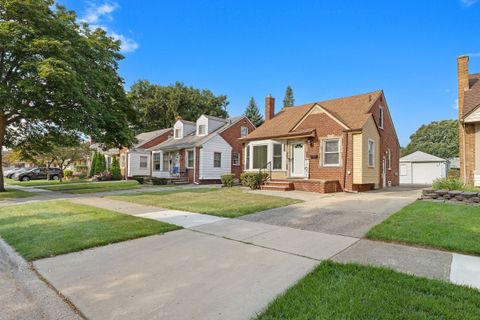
[{"x1": 291, "y1": 143, "x2": 305, "y2": 177}]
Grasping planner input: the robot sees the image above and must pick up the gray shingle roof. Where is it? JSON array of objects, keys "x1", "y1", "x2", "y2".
[{"x1": 400, "y1": 151, "x2": 446, "y2": 162}]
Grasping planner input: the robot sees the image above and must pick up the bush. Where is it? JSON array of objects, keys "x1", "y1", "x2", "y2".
[
  {"x1": 109, "y1": 156, "x2": 122, "y2": 180},
  {"x1": 63, "y1": 169, "x2": 73, "y2": 179},
  {"x1": 240, "y1": 172, "x2": 269, "y2": 190},
  {"x1": 221, "y1": 174, "x2": 235, "y2": 187},
  {"x1": 448, "y1": 168, "x2": 460, "y2": 179},
  {"x1": 432, "y1": 178, "x2": 465, "y2": 191},
  {"x1": 150, "y1": 177, "x2": 168, "y2": 185}
]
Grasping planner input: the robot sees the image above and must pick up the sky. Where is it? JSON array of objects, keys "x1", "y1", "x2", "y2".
[{"x1": 59, "y1": 0, "x2": 480, "y2": 146}]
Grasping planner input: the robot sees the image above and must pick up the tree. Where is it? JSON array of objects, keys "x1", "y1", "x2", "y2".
[
  {"x1": 94, "y1": 153, "x2": 106, "y2": 175},
  {"x1": 0, "y1": 0, "x2": 136, "y2": 191},
  {"x1": 283, "y1": 85, "x2": 295, "y2": 108},
  {"x1": 244, "y1": 97, "x2": 264, "y2": 127},
  {"x1": 54, "y1": 144, "x2": 90, "y2": 181},
  {"x1": 129, "y1": 80, "x2": 229, "y2": 133},
  {"x1": 402, "y1": 120, "x2": 458, "y2": 159},
  {"x1": 109, "y1": 156, "x2": 121, "y2": 180},
  {"x1": 89, "y1": 151, "x2": 99, "y2": 177}
]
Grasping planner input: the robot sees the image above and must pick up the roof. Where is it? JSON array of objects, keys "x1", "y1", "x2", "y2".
[
  {"x1": 203, "y1": 114, "x2": 228, "y2": 122},
  {"x1": 242, "y1": 90, "x2": 382, "y2": 141},
  {"x1": 134, "y1": 128, "x2": 171, "y2": 148},
  {"x1": 400, "y1": 151, "x2": 446, "y2": 163},
  {"x1": 462, "y1": 73, "x2": 480, "y2": 118},
  {"x1": 149, "y1": 116, "x2": 245, "y2": 151},
  {"x1": 178, "y1": 119, "x2": 196, "y2": 126}
]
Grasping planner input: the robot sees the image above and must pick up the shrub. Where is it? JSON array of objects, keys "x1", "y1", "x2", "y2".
[
  {"x1": 221, "y1": 174, "x2": 235, "y2": 187},
  {"x1": 432, "y1": 178, "x2": 465, "y2": 191},
  {"x1": 109, "y1": 156, "x2": 122, "y2": 180},
  {"x1": 63, "y1": 169, "x2": 73, "y2": 179},
  {"x1": 448, "y1": 168, "x2": 460, "y2": 179},
  {"x1": 240, "y1": 172, "x2": 269, "y2": 190}
]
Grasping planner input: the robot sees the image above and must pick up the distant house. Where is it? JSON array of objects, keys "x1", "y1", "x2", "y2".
[
  {"x1": 457, "y1": 55, "x2": 480, "y2": 186},
  {"x1": 240, "y1": 91, "x2": 400, "y2": 193},
  {"x1": 400, "y1": 151, "x2": 447, "y2": 185},
  {"x1": 149, "y1": 115, "x2": 255, "y2": 183}
]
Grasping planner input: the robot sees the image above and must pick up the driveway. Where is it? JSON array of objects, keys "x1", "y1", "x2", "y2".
[{"x1": 240, "y1": 186, "x2": 422, "y2": 237}]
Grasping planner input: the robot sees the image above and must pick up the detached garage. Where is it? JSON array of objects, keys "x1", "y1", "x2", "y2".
[{"x1": 400, "y1": 151, "x2": 447, "y2": 185}]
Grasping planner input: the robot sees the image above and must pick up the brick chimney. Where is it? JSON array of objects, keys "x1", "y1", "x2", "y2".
[
  {"x1": 265, "y1": 95, "x2": 275, "y2": 121},
  {"x1": 458, "y1": 55, "x2": 470, "y2": 117}
]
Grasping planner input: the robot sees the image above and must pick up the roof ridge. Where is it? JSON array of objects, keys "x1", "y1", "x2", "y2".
[{"x1": 315, "y1": 90, "x2": 382, "y2": 105}]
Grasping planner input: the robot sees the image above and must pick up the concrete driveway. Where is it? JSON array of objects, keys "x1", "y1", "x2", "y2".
[{"x1": 240, "y1": 186, "x2": 422, "y2": 237}]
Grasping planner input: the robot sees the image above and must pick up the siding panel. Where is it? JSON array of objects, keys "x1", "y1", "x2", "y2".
[{"x1": 199, "y1": 135, "x2": 232, "y2": 180}]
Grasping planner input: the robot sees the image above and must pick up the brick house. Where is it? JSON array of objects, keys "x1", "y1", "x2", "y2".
[
  {"x1": 119, "y1": 128, "x2": 173, "y2": 178},
  {"x1": 240, "y1": 92, "x2": 400, "y2": 193},
  {"x1": 148, "y1": 115, "x2": 255, "y2": 183},
  {"x1": 457, "y1": 55, "x2": 480, "y2": 186}
]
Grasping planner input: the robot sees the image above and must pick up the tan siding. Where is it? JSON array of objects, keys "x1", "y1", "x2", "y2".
[
  {"x1": 353, "y1": 133, "x2": 362, "y2": 184},
  {"x1": 361, "y1": 117, "x2": 380, "y2": 184}
]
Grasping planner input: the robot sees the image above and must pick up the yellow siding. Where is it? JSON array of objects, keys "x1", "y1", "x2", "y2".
[{"x1": 352, "y1": 117, "x2": 380, "y2": 184}]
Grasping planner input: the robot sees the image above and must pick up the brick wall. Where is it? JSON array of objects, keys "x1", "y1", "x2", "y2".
[
  {"x1": 463, "y1": 123, "x2": 476, "y2": 186},
  {"x1": 458, "y1": 56, "x2": 474, "y2": 186},
  {"x1": 291, "y1": 180, "x2": 341, "y2": 193},
  {"x1": 219, "y1": 117, "x2": 255, "y2": 178}
]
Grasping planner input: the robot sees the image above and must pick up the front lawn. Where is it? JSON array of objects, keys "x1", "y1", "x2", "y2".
[
  {"x1": 0, "y1": 189, "x2": 36, "y2": 200},
  {"x1": 40, "y1": 180, "x2": 141, "y2": 194},
  {"x1": 367, "y1": 201, "x2": 480, "y2": 255},
  {"x1": 5, "y1": 178, "x2": 89, "y2": 187},
  {"x1": 0, "y1": 200, "x2": 180, "y2": 260},
  {"x1": 257, "y1": 261, "x2": 480, "y2": 320},
  {"x1": 108, "y1": 187, "x2": 302, "y2": 218}
]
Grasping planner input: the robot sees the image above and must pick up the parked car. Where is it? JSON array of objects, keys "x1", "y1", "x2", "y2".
[
  {"x1": 13, "y1": 168, "x2": 63, "y2": 182},
  {"x1": 5, "y1": 167, "x2": 29, "y2": 179}
]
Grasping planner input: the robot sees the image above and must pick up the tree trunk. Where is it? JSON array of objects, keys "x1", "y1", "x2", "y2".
[{"x1": 0, "y1": 115, "x2": 6, "y2": 192}]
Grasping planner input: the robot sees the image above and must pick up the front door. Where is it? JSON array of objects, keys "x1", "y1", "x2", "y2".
[{"x1": 291, "y1": 143, "x2": 305, "y2": 177}]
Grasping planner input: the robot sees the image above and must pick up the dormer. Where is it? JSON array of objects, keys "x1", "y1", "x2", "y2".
[
  {"x1": 173, "y1": 119, "x2": 196, "y2": 139},
  {"x1": 196, "y1": 115, "x2": 227, "y2": 136}
]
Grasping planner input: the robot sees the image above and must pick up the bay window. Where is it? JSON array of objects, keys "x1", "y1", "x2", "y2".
[
  {"x1": 153, "y1": 153, "x2": 161, "y2": 171},
  {"x1": 273, "y1": 144, "x2": 283, "y2": 169},
  {"x1": 252, "y1": 145, "x2": 268, "y2": 169}
]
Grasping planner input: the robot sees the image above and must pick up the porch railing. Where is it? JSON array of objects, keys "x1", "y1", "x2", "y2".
[{"x1": 259, "y1": 161, "x2": 272, "y2": 182}]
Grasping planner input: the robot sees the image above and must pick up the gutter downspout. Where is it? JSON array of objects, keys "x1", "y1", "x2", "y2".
[{"x1": 463, "y1": 121, "x2": 467, "y2": 183}]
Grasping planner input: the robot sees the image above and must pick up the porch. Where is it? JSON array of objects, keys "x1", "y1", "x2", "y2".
[{"x1": 261, "y1": 179, "x2": 341, "y2": 193}]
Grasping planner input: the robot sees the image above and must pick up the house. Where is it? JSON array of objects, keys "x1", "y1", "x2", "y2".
[
  {"x1": 400, "y1": 151, "x2": 447, "y2": 185},
  {"x1": 119, "y1": 128, "x2": 173, "y2": 178},
  {"x1": 148, "y1": 115, "x2": 255, "y2": 183},
  {"x1": 240, "y1": 92, "x2": 400, "y2": 193},
  {"x1": 457, "y1": 55, "x2": 480, "y2": 186}
]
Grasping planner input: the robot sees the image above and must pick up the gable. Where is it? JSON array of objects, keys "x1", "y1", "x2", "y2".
[
  {"x1": 465, "y1": 105, "x2": 480, "y2": 123},
  {"x1": 295, "y1": 109, "x2": 346, "y2": 136},
  {"x1": 292, "y1": 104, "x2": 349, "y2": 131}
]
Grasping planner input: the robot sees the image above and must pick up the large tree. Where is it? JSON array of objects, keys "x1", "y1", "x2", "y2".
[
  {"x1": 0, "y1": 0, "x2": 136, "y2": 190},
  {"x1": 244, "y1": 97, "x2": 264, "y2": 127},
  {"x1": 402, "y1": 120, "x2": 458, "y2": 159},
  {"x1": 128, "y1": 80, "x2": 229, "y2": 132},
  {"x1": 283, "y1": 85, "x2": 295, "y2": 108}
]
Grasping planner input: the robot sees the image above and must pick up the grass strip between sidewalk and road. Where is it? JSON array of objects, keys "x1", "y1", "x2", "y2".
[
  {"x1": 108, "y1": 187, "x2": 302, "y2": 218},
  {"x1": 256, "y1": 261, "x2": 480, "y2": 320},
  {"x1": 39, "y1": 180, "x2": 141, "y2": 194},
  {"x1": 367, "y1": 200, "x2": 480, "y2": 256},
  {"x1": 0, "y1": 200, "x2": 180, "y2": 261},
  {"x1": 0, "y1": 189, "x2": 36, "y2": 200}
]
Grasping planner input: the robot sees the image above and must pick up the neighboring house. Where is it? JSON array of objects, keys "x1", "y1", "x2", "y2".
[
  {"x1": 240, "y1": 92, "x2": 400, "y2": 193},
  {"x1": 448, "y1": 157, "x2": 460, "y2": 170},
  {"x1": 89, "y1": 144, "x2": 120, "y2": 172},
  {"x1": 119, "y1": 128, "x2": 173, "y2": 178},
  {"x1": 400, "y1": 151, "x2": 447, "y2": 185},
  {"x1": 457, "y1": 55, "x2": 480, "y2": 186},
  {"x1": 149, "y1": 115, "x2": 255, "y2": 183}
]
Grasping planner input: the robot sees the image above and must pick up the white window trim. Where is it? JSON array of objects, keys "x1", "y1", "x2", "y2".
[
  {"x1": 213, "y1": 152, "x2": 222, "y2": 168},
  {"x1": 174, "y1": 128, "x2": 182, "y2": 139},
  {"x1": 152, "y1": 152, "x2": 161, "y2": 172},
  {"x1": 139, "y1": 156, "x2": 148, "y2": 169},
  {"x1": 368, "y1": 139, "x2": 375, "y2": 168},
  {"x1": 197, "y1": 124, "x2": 207, "y2": 136},
  {"x1": 322, "y1": 138, "x2": 341, "y2": 167},
  {"x1": 186, "y1": 149, "x2": 194, "y2": 169},
  {"x1": 240, "y1": 126, "x2": 249, "y2": 137},
  {"x1": 379, "y1": 106, "x2": 384, "y2": 129},
  {"x1": 245, "y1": 140, "x2": 287, "y2": 172},
  {"x1": 232, "y1": 152, "x2": 240, "y2": 166}
]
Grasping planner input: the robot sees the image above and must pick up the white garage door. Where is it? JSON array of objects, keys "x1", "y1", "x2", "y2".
[{"x1": 411, "y1": 162, "x2": 444, "y2": 184}]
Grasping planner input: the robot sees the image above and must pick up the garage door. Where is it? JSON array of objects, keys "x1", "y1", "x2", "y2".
[{"x1": 411, "y1": 162, "x2": 443, "y2": 184}]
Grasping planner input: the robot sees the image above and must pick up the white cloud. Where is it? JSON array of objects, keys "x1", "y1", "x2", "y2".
[
  {"x1": 461, "y1": 0, "x2": 478, "y2": 7},
  {"x1": 81, "y1": 2, "x2": 138, "y2": 53},
  {"x1": 453, "y1": 99, "x2": 459, "y2": 110}
]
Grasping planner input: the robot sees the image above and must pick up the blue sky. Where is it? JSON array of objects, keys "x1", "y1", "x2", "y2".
[{"x1": 59, "y1": 0, "x2": 480, "y2": 146}]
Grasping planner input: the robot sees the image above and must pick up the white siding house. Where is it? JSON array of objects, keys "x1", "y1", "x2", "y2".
[
  {"x1": 400, "y1": 151, "x2": 447, "y2": 185},
  {"x1": 127, "y1": 151, "x2": 151, "y2": 177},
  {"x1": 199, "y1": 134, "x2": 232, "y2": 180}
]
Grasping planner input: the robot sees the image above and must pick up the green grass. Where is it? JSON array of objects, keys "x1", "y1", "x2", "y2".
[
  {"x1": 40, "y1": 180, "x2": 141, "y2": 194},
  {"x1": 0, "y1": 189, "x2": 36, "y2": 200},
  {"x1": 367, "y1": 201, "x2": 480, "y2": 255},
  {"x1": 0, "y1": 200, "x2": 180, "y2": 260},
  {"x1": 257, "y1": 261, "x2": 480, "y2": 320},
  {"x1": 5, "y1": 178, "x2": 89, "y2": 187},
  {"x1": 108, "y1": 187, "x2": 302, "y2": 218}
]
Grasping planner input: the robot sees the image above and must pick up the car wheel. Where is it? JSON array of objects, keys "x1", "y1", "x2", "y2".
[
  {"x1": 21, "y1": 176, "x2": 30, "y2": 182},
  {"x1": 51, "y1": 175, "x2": 59, "y2": 180}
]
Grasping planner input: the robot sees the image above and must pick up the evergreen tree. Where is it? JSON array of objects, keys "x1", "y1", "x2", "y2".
[
  {"x1": 110, "y1": 156, "x2": 122, "y2": 180},
  {"x1": 94, "y1": 153, "x2": 107, "y2": 175},
  {"x1": 89, "y1": 152, "x2": 98, "y2": 177},
  {"x1": 283, "y1": 85, "x2": 295, "y2": 108},
  {"x1": 244, "y1": 97, "x2": 264, "y2": 127}
]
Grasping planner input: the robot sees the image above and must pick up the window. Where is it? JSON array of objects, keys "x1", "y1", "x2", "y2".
[
  {"x1": 246, "y1": 145, "x2": 250, "y2": 170},
  {"x1": 174, "y1": 128, "x2": 181, "y2": 138},
  {"x1": 387, "y1": 149, "x2": 391, "y2": 170},
  {"x1": 368, "y1": 140, "x2": 375, "y2": 167},
  {"x1": 322, "y1": 139, "x2": 340, "y2": 166},
  {"x1": 140, "y1": 156, "x2": 148, "y2": 168},
  {"x1": 252, "y1": 145, "x2": 268, "y2": 169},
  {"x1": 273, "y1": 144, "x2": 283, "y2": 169},
  {"x1": 232, "y1": 152, "x2": 240, "y2": 166},
  {"x1": 379, "y1": 107, "x2": 384, "y2": 129},
  {"x1": 241, "y1": 126, "x2": 249, "y2": 137},
  {"x1": 106, "y1": 156, "x2": 111, "y2": 170},
  {"x1": 162, "y1": 153, "x2": 170, "y2": 172},
  {"x1": 153, "y1": 153, "x2": 161, "y2": 171},
  {"x1": 213, "y1": 152, "x2": 221, "y2": 168},
  {"x1": 198, "y1": 125, "x2": 206, "y2": 135},
  {"x1": 187, "y1": 150, "x2": 194, "y2": 168}
]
